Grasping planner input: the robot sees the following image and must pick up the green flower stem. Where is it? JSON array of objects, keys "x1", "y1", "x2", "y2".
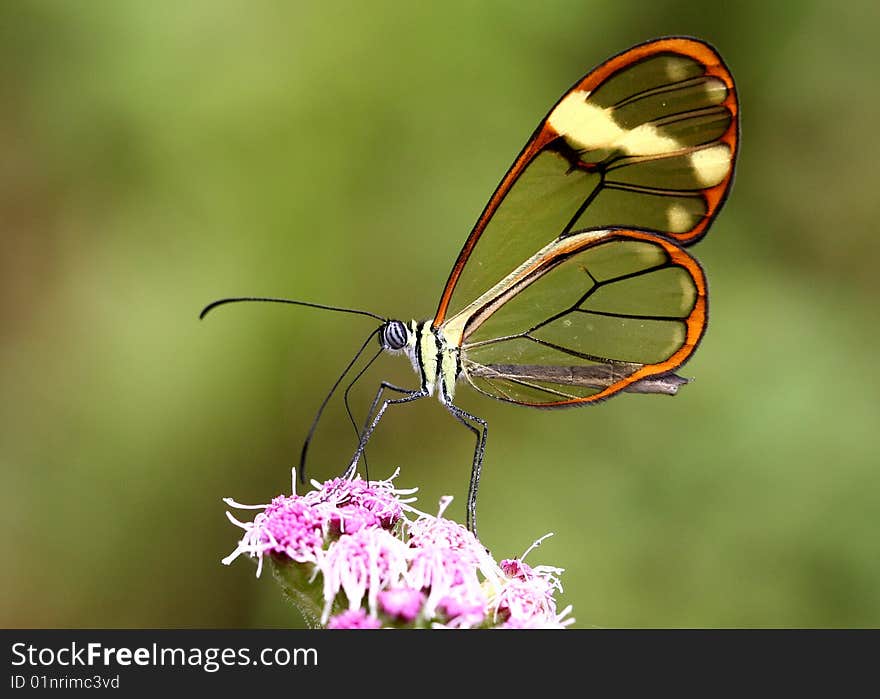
[{"x1": 269, "y1": 555, "x2": 328, "y2": 629}]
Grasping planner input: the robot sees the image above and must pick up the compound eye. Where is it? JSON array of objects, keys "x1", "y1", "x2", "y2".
[{"x1": 382, "y1": 320, "x2": 409, "y2": 350}]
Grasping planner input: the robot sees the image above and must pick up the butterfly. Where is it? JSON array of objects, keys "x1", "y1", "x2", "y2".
[{"x1": 202, "y1": 36, "x2": 738, "y2": 537}]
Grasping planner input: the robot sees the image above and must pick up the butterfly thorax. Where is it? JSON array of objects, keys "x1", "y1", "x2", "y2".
[{"x1": 380, "y1": 319, "x2": 459, "y2": 401}]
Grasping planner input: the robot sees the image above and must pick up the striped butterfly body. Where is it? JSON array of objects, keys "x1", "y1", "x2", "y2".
[{"x1": 202, "y1": 37, "x2": 738, "y2": 537}]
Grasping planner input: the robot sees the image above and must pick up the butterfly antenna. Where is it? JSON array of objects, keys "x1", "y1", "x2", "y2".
[{"x1": 199, "y1": 296, "x2": 386, "y2": 323}]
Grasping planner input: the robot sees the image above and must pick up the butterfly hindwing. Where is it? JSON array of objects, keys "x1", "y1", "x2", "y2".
[{"x1": 440, "y1": 228, "x2": 706, "y2": 406}]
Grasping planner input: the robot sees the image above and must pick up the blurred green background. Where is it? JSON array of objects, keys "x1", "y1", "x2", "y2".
[{"x1": 2, "y1": 0, "x2": 878, "y2": 628}]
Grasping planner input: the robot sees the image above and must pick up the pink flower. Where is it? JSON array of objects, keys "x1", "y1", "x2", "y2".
[
  {"x1": 404, "y1": 514, "x2": 501, "y2": 628},
  {"x1": 493, "y1": 558, "x2": 573, "y2": 628},
  {"x1": 378, "y1": 588, "x2": 425, "y2": 623},
  {"x1": 326, "y1": 609, "x2": 382, "y2": 629},
  {"x1": 223, "y1": 472, "x2": 573, "y2": 628},
  {"x1": 310, "y1": 476, "x2": 404, "y2": 534},
  {"x1": 500, "y1": 558, "x2": 532, "y2": 580},
  {"x1": 407, "y1": 512, "x2": 482, "y2": 553},
  {"x1": 436, "y1": 588, "x2": 488, "y2": 629},
  {"x1": 319, "y1": 527, "x2": 409, "y2": 623},
  {"x1": 221, "y1": 495, "x2": 325, "y2": 575}
]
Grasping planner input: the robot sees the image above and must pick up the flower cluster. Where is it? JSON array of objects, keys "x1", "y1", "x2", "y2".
[{"x1": 223, "y1": 472, "x2": 573, "y2": 629}]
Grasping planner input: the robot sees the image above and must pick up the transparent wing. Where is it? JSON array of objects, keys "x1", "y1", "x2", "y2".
[
  {"x1": 433, "y1": 37, "x2": 737, "y2": 328},
  {"x1": 442, "y1": 228, "x2": 706, "y2": 407}
]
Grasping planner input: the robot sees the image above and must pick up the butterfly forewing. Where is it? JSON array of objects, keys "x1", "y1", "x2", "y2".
[{"x1": 434, "y1": 37, "x2": 737, "y2": 328}]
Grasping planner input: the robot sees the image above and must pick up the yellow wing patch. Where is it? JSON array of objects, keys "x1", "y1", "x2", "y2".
[
  {"x1": 667, "y1": 203, "x2": 693, "y2": 232},
  {"x1": 548, "y1": 90, "x2": 681, "y2": 156},
  {"x1": 690, "y1": 144, "x2": 733, "y2": 187}
]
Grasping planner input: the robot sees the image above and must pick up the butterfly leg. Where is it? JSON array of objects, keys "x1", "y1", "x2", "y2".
[
  {"x1": 341, "y1": 369, "x2": 399, "y2": 482},
  {"x1": 343, "y1": 382, "x2": 428, "y2": 479},
  {"x1": 443, "y1": 401, "x2": 488, "y2": 537},
  {"x1": 359, "y1": 381, "x2": 417, "y2": 437}
]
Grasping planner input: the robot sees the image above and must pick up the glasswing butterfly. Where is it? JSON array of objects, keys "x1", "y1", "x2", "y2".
[{"x1": 202, "y1": 36, "x2": 739, "y2": 536}]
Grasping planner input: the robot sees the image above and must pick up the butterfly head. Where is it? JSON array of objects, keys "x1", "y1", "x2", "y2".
[{"x1": 379, "y1": 319, "x2": 412, "y2": 352}]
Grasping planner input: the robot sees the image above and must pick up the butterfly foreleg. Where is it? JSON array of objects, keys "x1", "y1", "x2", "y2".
[{"x1": 343, "y1": 381, "x2": 428, "y2": 479}]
